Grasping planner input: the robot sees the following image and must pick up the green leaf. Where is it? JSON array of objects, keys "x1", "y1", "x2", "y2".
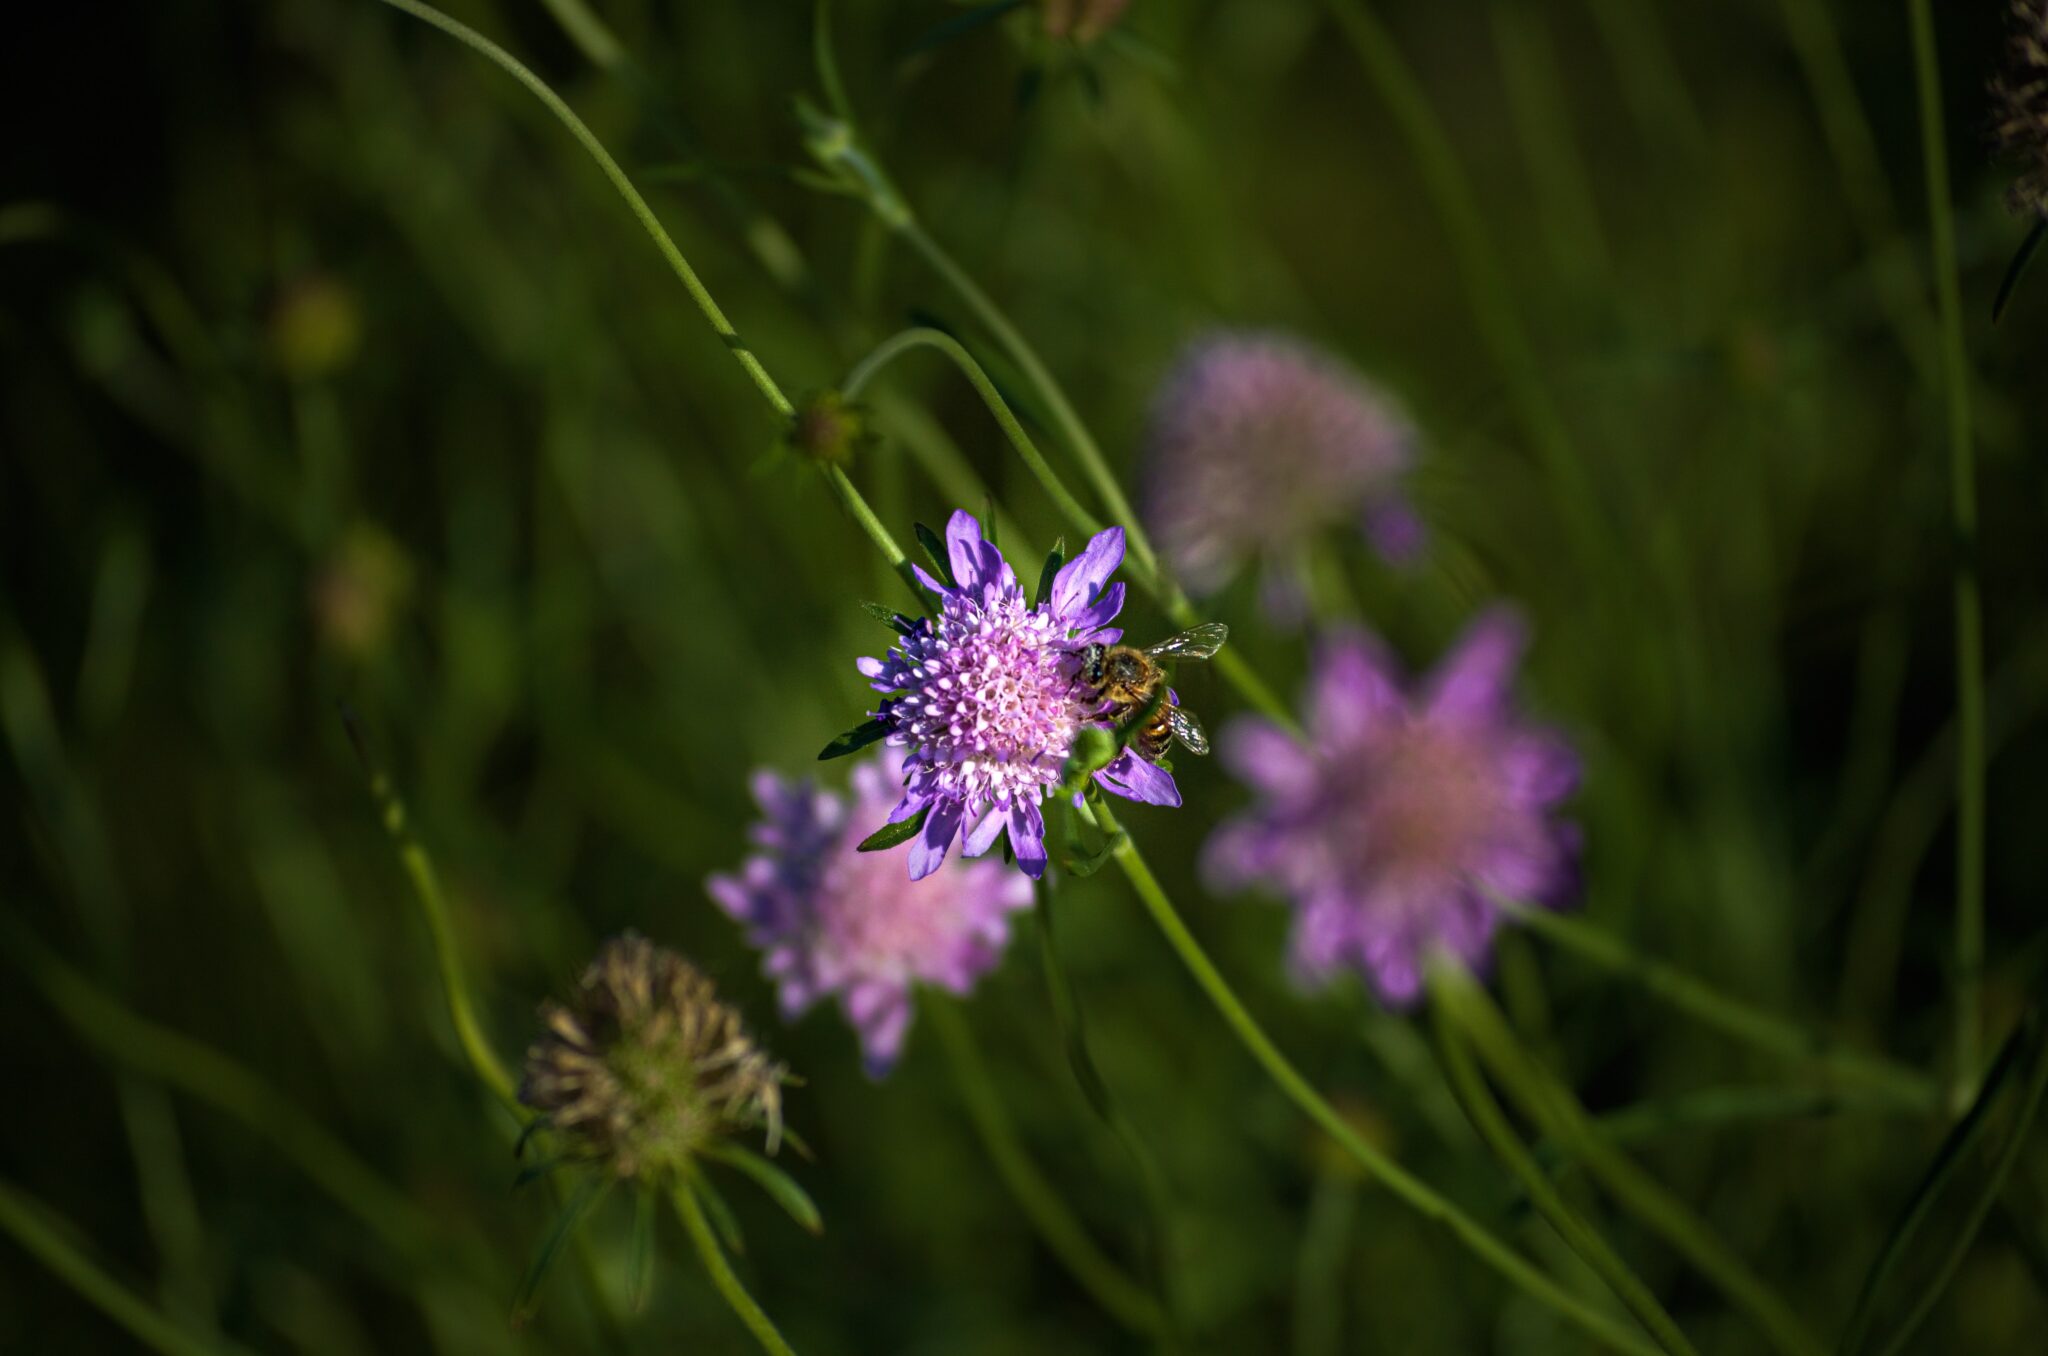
[
  {"x1": 689, "y1": 1166, "x2": 745, "y2": 1255},
  {"x1": 1034, "y1": 538, "x2": 1065, "y2": 609},
  {"x1": 512, "y1": 1173, "x2": 609, "y2": 1325},
  {"x1": 860, "y1": 600, "x2": 916, "y2": 635},
  {"x1": 1061, "y1": 829, "x2": 1125, "y2": 879},
  {"x1": 982, "y1": 493, "x2": 998, "y2": 551},
  {"x1": 857, "y1": 806, "x2": 928, "y2": 852},
  {"x1": 702, "y1": 1143, "x2": 824, "y2": 1236},
  {"x1": 913, "y1": 521, "x2": 955, "y2": 588},
  {"x1": 819, "y1": 717, "x2": 889, "y2": 761},
  {"x1": 1839, "y1": 1013, "x2": 2044, "y2": 1355},
  {"x1": 627, "y1": 1189, "x2": 656, "y2": 1313},
  {"x1": 1994, "y1": 218, "x2": 2046, "y2": 324}
]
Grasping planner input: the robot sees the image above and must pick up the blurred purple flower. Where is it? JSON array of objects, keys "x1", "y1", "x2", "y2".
[
  {"x1": 857, "y1": 509, "x2": 1180, "y2": 882},
  {"x1": 709, "y1": 747, "x2": 1034, "y2": 1076},
  {"x1": 1142, "y1": 331, "x2": 1424, "y2": 608},
  {"x1": 1205, "y1": 610, "x2": 1580, "y2": 1007}
]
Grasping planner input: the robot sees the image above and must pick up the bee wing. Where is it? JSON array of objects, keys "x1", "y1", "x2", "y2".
[
  {"x1": 1167, "y1": 704, "x2": 1210, "y2": 756},
  {"x1": 1144, "y1": 621, "x2": 1229, "y2": 662}
]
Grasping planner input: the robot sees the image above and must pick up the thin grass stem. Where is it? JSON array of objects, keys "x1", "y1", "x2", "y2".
[
  {"x1": 1511, "y1": 904, "x2": 1938, "y2": 1109},
  {"x1": 1437, "y1": 969, "x2": 1827, "y2": 1356},
  {"x1": 673, "y1": 1179, "x2": 800, "y2": 1356},
  {"x1": 0, "y1": 1178, "x2": 256, "y2": 1356},
  {"x1": 925, "y1": 996, "x2": 1167, "y2": 1337},
  {"x1": 1430, "y1": 987, "x2": 1699, "y2": 1356},
  {"x1": 1905, "y1": 0, "x2": 1985, "y2": 1111},
  {"x1": 1083, "y1": 799, "x2": 1661, "y2": 1356}
]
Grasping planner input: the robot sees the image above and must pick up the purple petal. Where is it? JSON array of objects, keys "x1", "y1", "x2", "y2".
[
  {"x1": 1499, "y1": 731, "x2": 1581, "y2": 806},
  {"x1": 1422, "y1": 608, "x2": 1528, "y2": 726},
  {"x1": 908, "y1": 798, "x2": 963, "y2": 880},
  {"x1": 846, "y1": 981, "x2": 915, "y2": 1079},
  {"x1": 944, "y1": 510, "x2": 988, "y2": 590},
  {"x1": 911, "y1": 562, "x2": 953, "y2": 597},
  {"x1": 1050, "y1": 526, "x2": 1125, "y2": 620},
  {"x1": 1311, "y1": 631, "x2": 1406, "y2": 745},
  {"x1": 1219, "y1": 719, "x2": 1318, "y2": 801},
  {"x1": 962, "y1": 803, "x2": 1008, "y2": 857},
  {"x1": 1067, "y1": 581, "x2": 1126, "y2": 634},
  {"x1": 1095, "y1": 750, "x2": 1182, "y2": 807},
  {"x1": 1361, "y1": 495, "x2": 1427, "y2": 565},
  {"x1": 1009, "y1": 800, "x2": 1048, "y2": 879}
]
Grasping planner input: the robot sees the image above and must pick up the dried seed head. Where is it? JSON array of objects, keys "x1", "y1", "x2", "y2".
[
  {"x1": 519, "y1": 934, "x2": 786, "y2": 1179},
  {"x1": 787, "y1": 390, "x2": 872, "y2": 467},
  {"x1": 1040, "y1": 0, "x2": 1131, "y2": 46},
  {"x1": 1994, "y1": 0, "x2": 2048, "y2": 217}
]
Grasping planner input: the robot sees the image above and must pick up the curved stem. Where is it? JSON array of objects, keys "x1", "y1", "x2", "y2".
[
  {"x1": 674, "y1": 1180, "x2": 799, "y2": 1356},
  {"x1": 1437, "y1": 968, "x2": 1826, "y2": 1356},
  {"x1": 1430, "y1": 990, "x2": 1698, "y2": 1356},
  {"x1": 926, "y1": 997, "x2": 1167, "y2": 1337},
  {"x1": 843, "y1": 327, "x2": 1105, "y2": 539},
  {"x1": 1321, "y1": 0, "x2": 1606, "y2": 568},
  {"x1": 344, "y1": 710, "x2": 517, "y2": 1110},
  {"x1": 1084, "y1": 799, "x2": 1661, "y2": 1356},
  {"x1": 369, "y1": 0, "x2": 921, "y2": 604},
  {"x1": 0, "y1": 1178, "x2": 254, "y2": 1356},
  {"x1": 895, "y1": 223, "x2": 1164, "y2": 594},
  {"x1": 1511, "y1": 905, "x2": 1939, "y2": 1110},
  {"x1": 1906, "y1": 0, "x2": 1984, "y2": 1111}
]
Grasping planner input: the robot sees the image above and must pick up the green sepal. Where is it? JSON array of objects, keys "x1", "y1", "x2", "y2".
[
  {"x1": 1033, "y1": 538, "x2": 1065, "y2": 609},
  {"x1": 688, "y1": 1165, "x2": 745, "y2": 1255},
  {"x1": 857, "y1": 806, "x2": 928, "y2": 852},
  {"x1": 913, "y1": 521, "x2": 955, "y2": 588},
  {"x1": 819, "y1": 717, "x2": 890, "y2": 761},
  {"x1": 861, "y1": 600, "x2": 916, "y2": 635},
  {"x1": 512, "y1": 1172, "x2": 610, "y2": 1326},
  {"x1": 701, "y1": 1143, "x2": 825, "y2": 1236}
]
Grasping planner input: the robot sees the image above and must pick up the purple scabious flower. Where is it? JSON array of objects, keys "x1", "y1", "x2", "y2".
[
  {"x1": 708, "y1": 746, "x2": 1034, "y2": 1076},
  {"x1": 1142, "y1": 331, "x2": 1424, "y2": 612},
  {"x1": 1205, "y1": 610, "x2": 1580, "y2": 1007},
  {"x1": 857, "y1": 509, "x2": 1180, "y2": 881}
]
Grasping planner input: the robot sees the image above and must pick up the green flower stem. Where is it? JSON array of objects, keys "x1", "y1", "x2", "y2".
[
  {"x1": 1083, "y1": 799, "x2": 1661, "y2": 1356},
  {"x1": 346, "y1": 713, "x2": 517, "y2": 1111},
  {"x1": 1429, "y1": 985, "x2": 1699, "y2": 1356},
  {"x1": 926, "y1": 996, "x2": 1167, "y2": 1338},
  {"x1": 843, "y1": 327, "x2": 1106, "y2": 540},
  {"x1": 895, "y1": 223, "x2": 1162, "y2": 590},
  {"x1": 1537, "y1": 1086, "x2": 1916, "y2": 1174},
  {"x1": 1907, "y1": 0, "x2": 1985, "y2": 1111},
  {"x1": 0, "y1": 1178, "x2": 256, "y2": 1356},
  {"x1": 1510, "y1": 904, "x2": 1938, "y2": 1110},
  {"x1": 1321, "y1": 0, "x2": 1606, "y2": 567},
  {"x1": 1437, "y1": 968, "x2": 1828, "y2": 1356},
  {"x1": 368, "y1": 0, "x2": 922, "y2": 604},
  {"x1": 673, "y1": 1180, "x2": 800, "y2": 1356}
]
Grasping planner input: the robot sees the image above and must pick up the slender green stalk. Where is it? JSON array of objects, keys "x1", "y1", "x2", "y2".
[
  {"x1": 1430, "y1": 990, "x2": 1699, "y2": 1356},
  {"x1": 1537, "y1": 1086, "x2": 1913, "y2": 1174},
  {"x1": 1906, "y1": 0, "x2": 1985, "y2": 1110},
  {"x1": 844, "y1": 327, "x2": 1106, "y2": 537},
  {"x1": 1437, "y1": 970, "x2": 1826, "y2": 1356},
  {"x1": 369, "y1": 0, "x2": 921, "y2": 602},
  {"x1": 0, "y1": 1179, "x2": 256, "y2": 1356},
  {"x1": 674, "y1": 1180, "x2": 800, "y2": 1356},
  {"x1": 1322, "y1": 0, "x2": 1605, "y2": 566},
  {"x1": 926, "y1": 997, "x2": 1166, "y2": 1337},
  {"x1": 1292, "y1": 1175, "x2": 1357, "y2": 1356},
  {"x1": 344, "y1": 711, "x2": 517, "y2": 1110},
  {"x1": 896, "y1": 223, "x2": 1163, "y2": 592},
  {"x1": 1084, "y1": 800, "x2": 1660, "y2": 1356},
  {"x1": 1510, "y1": 904, "x2": 1938, "y2": 1109}
]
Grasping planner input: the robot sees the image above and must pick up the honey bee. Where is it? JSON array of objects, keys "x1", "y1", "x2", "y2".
[{"x1": 1073, "y1": 622, "x2": 1229, "y2": 764}]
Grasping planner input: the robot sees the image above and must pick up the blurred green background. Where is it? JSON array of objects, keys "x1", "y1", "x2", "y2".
[{"x1": 4, "y1": 0, "x2": 2047, "y2": 1351}]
